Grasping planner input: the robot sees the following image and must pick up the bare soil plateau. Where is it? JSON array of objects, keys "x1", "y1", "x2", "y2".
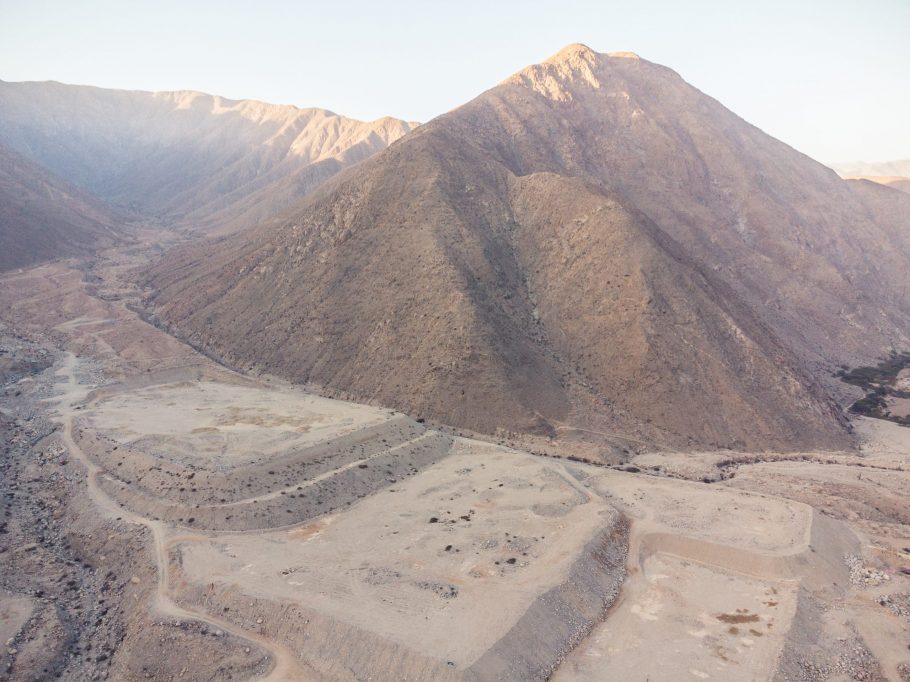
[{"x1": 1, "y1": 230, "x2": 908, "y2": 681}]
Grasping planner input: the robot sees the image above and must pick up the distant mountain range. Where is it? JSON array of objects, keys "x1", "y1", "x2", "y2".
[
  {"x1": 830, "y1": 159, "x2": 910, "y2": 178},
  {"x1": 829, "y1": 160, "x2": 910, "y2": 195},
  {"x1": 0, "y1": 79, "x2": 416, "y2": 234}
]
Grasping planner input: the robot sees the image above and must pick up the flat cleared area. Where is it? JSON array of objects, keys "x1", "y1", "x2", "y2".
[
  {"x1": 729, "y1": 460, "x2": 910, "y2": 498},
  {"x1": 579, "y1": 469, "x2": 811, "y2": 555},
  {"x1": 552, "y1": 469, "x2": 850, "y2": 681},
  {"x1": 856, "y1": 414, "x2": 910, "y2": 466},
  {"x1": 555, "y1": 553, "x2": 798, "y2": 681},
  {"x1": 175, "y1": 440, "x2": 614, "y2": 667},
  {"x1": 75, "y1": 367, "x2": 628, "y2": 678},
  {"x1": 87, "y1": 380, "x2": 393, "y2": 467}
]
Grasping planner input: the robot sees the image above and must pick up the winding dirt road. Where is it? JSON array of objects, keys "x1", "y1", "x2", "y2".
[{"x1": 50, "y1": 352, "x2": 309, "y2": 682}]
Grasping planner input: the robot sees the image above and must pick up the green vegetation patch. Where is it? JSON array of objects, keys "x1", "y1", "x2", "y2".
[{"x1": 836, "y1": 351, "x2": 910, "y2": 426}]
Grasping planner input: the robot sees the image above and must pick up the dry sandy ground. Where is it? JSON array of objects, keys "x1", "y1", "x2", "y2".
[
  {"x1": 1, "y1": 241, "x2": 908, "y2": 681},
  {"x1": 171, "y1": 441, "x2": 623, "y2": 677},
  {"x1": 553, "y1": 470, "x2": 853, "y2": 681},
  {"x1": 623, "y1": 417, "x2": 910, "y2": 680},
  {"x1": 87, "y1": 380, "x2": 392, "y2": 467},
  {"x1": 559, "y1": 553, "x2": 798, "y2": 680},
  {"x1": 0, "y1": 591, "x2": 32, "y2": 650}
]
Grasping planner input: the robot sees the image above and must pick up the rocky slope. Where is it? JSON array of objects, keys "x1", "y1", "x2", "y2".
[
  {"x1": 0, "y1": 80, "x2": 417, "y2": 232},
  {"x1": 0, "y1": 143, "x2": 125, "y2": 271},
  {"x1": 148, "y1": 45, "x2": 910, "y2": 452}
]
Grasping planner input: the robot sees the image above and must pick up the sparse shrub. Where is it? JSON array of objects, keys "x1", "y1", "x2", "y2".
[{"x1": 839, "y1": 351, "x2": 910, "y2": 427}]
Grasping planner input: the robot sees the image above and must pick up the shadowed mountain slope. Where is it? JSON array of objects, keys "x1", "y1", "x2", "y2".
[
  {"x1": 0, "y1": 142, "x2": 125, "y2": 271},
  {"x1": 148, "y1": 45, "x2": 910, "y2": 452}
]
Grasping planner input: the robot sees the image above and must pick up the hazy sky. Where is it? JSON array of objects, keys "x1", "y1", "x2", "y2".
[{"x1": 1, "y1": 0, "x2": 907, "y2": 163}]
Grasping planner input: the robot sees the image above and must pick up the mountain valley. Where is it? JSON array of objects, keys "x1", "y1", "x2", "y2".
[{"x1": 2, "y1": 43, "x2": 910, "y2": 682}]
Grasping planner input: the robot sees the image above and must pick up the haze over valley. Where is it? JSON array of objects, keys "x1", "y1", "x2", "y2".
[
  {"x1": 0, "y1": 79, "x2": 416, "y2": 235},
  {"x1": 2, "y1": 7, "x2": 910, "y2": 681}
]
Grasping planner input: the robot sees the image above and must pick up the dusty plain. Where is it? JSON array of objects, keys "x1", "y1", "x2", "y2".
[{"x1": 1, "y1": 233, "x2": 909, "y2": 680}]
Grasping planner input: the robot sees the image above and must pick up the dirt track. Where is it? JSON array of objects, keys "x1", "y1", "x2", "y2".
[{"x1": 52, "y1": 352, "x2": 309, "y2": 681}]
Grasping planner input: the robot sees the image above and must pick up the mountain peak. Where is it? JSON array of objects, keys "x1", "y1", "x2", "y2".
[
  {"x1": 504, "y1": 43, "x2": 608, "y2": 101},
  {"x1": 545, "y1": 43, "x2": 599, "y2": 64},
  {"x1": 606, "y1": 50, "x2": 641, "y2": 60},
  {"x1": 501, "y1": 45, "x2": 652, "y2": 102},
  {"x1": 543, "y1": 44, "x2": 641, "y2": 67}
]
